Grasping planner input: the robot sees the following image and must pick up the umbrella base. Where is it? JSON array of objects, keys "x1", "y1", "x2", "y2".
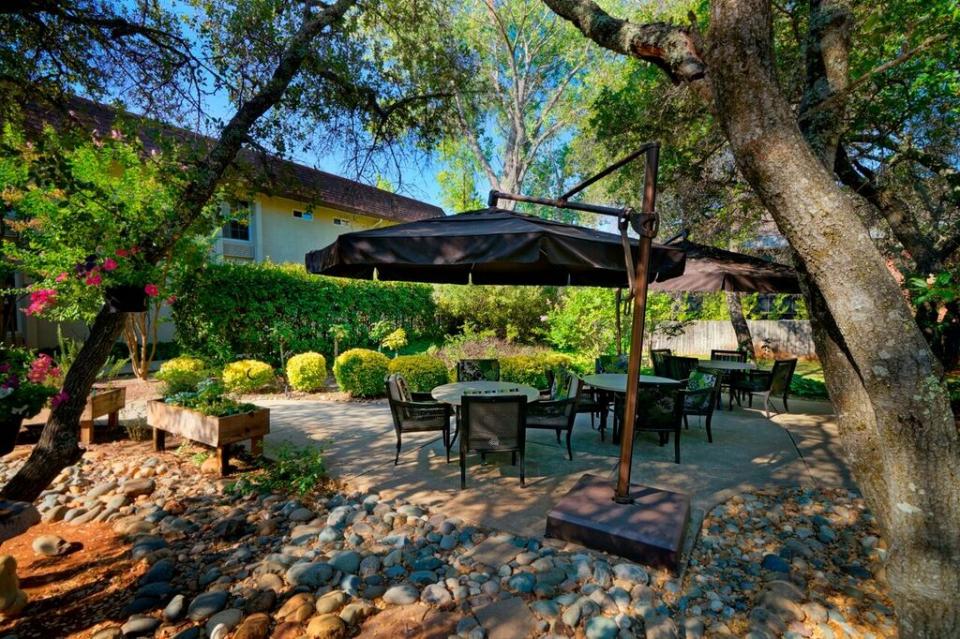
[{"x1": 545, "y1": 473, "x2": 690, "y2": 571}]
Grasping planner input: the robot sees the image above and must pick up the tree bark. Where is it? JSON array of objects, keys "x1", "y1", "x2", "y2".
[
  {"x1": 1, "y1": 0, "x2": 357, "y2": 502},
  {"x1": 725, "y1": 291, "x2": 754, "y2": 358},
  {"x1": 707, "y1": 1, "x2": 960, "y2": 634},
  {"x1": 0, "y1": 305, "x2": 125, "y2": 501}
]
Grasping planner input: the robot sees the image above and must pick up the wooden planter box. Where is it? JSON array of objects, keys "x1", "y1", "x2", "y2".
[
  {"x1": 80, "y1": 386, "x2": 126, "y2": 445},
  {"x1": 146, "y1": 400, "x2": 269, "y2": 476}
]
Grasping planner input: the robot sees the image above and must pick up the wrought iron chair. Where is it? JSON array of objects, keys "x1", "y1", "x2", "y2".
[
  {"x1": 729, "y1": 358, "x2": 798, "y2": 417},
  {"x1": 710, "y1": 349, "x2": 748, "y2": 406},
  {"x1": 650, "y1": 349, "x2": 672, "y2": 377},
  {"x1": 385, "y1": 374, "x2": 453, "y2": 464},
  {"x1": 615, "y1": 382, "x2": 686, "y2": 464},
  {"x1": 456, "y1": 359, "x2": 501, "y2": 382},
  {"x1": 459, "y1": 394, "x2": 527, "y2": 488},
  {"x1": 587, "y1": 354, "x2": 630, "y2": 439},
  {"x1": 664, "y1": 355, "x2": 699, "y2": 382},
  {"x1": 682, "y1": 370, "x2": 722, "y2": 442},
  {"x1": 526, "y1": 372, "x2": 581, "y2": 460}
]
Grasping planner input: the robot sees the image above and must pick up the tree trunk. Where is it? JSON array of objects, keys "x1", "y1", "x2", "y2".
[
  {"x1": 709, "y1": 1, "x2": 960, "y2": 634},
  {"x1": 0, "y1": 305, "x2": 125, "y2": 501},
  {"x1": 725, "y1": 291, "x2": 754, "y2": 359}
]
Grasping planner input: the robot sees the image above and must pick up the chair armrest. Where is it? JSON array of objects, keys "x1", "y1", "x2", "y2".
[
  {"x1": 410, "y1": 392, "x2": 436, "y2": 402},
  {"x1": 393, "y1": 399, "x2": 451, "y2": 417}
]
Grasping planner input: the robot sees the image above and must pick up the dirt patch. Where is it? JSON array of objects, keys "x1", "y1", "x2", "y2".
[{"x1": 0, "y1": 520, "x2": 141, "y2": 638}]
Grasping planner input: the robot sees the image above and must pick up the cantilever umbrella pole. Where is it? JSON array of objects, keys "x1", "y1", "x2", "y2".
[{"x1": 614, "y1": 144, "x2": 660, "y2": 503}]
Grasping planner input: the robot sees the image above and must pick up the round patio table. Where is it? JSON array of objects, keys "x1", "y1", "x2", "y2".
[
  {"x1": 431, "y1": 381, "x2": 540, "y2": 406},
  {"x1": 581, "y1": 374, "x2": 681, "y2": 443}
]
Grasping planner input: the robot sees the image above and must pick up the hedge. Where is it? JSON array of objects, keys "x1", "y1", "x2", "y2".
[
  {"x1": 388, "y1": 354, "x2": 449, "y2": 392},
  {"x1": 172, "y1": 262, "x2": 436, "y2": 365},
  {"x1": 334, "y1": 348, "x2": 390, "y2": 397},
  {"x1": 500, "y1": 353, "x2": 577, "y2": 389},
  {"x1": 287, "y1": 352, "x2": 328, "y2": 392}
]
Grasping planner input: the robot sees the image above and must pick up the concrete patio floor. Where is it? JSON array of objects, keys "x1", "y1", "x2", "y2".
[{"x1": 258, "y1": 395, "x2": 853, "y2": 539}]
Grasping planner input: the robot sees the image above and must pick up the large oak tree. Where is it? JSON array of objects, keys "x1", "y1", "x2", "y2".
[{"x1": 543, "y1": 0, "x2": 959, "y2": 635}]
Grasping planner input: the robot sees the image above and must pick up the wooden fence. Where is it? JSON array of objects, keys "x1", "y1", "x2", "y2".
[{"x1": 649, "y1": 320, "x2": 816, "y2": 358}]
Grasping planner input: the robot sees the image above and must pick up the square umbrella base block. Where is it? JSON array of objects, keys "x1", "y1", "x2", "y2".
[{"x1": 545, "y1": 474, "x2": 690, "y2": 570}]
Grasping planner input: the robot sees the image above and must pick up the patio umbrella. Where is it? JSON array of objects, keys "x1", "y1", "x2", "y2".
[
  {"x1": 305, "y1": 208, "x2": 687, "y2": 288},
  {"x1": 649, "y1": 236, "x2": 800, "y2": 294}
]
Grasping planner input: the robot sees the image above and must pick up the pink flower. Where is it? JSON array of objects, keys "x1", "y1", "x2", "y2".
[
  {"x1": 55, "y1": 272, "x2": 69, "y2": 283},
  {"x1": 165, "y1": 295, "x2": 177, "y2": 305},
  {"x1": 85, "y1": 273, "x2": 102, "y2": 286},
  {"x1": 27, "y1": 354, "x2": 56, "y2": 383},
  {"x1": 129, "y1": 246, "x2": 141, "y2": 255},
  {"x1": 103, "y1": 258, "x2": 118, "y2": 271},
  {"x1": 51, "y1": 390, "x2": 69, "y2": 409},
  {"x1": 115, "y1": 248, "x2": 129, "y2": 258},
  {"x1": 144, "y1": 283, "x2": 159, "y2": 297},
  {"x1": 24, "y1": 289, "x2": 57, "y2": 316}
]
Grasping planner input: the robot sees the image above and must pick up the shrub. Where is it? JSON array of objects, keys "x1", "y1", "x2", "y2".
[
  {"x1": 287, "y1": 352, "x2": 328, "y2": 392},
  {"x1": 790, "y1": 375, "x2": 829, "y2": 399},
  {"x1": 501, "y1": 353, "x2": 576, "y2": 389},
  {"x1": 228, "y1": 445, "x2": 327, "y2": 496},
  {"x1": 155, "y1": 355, "x2": 208, "y2": 396},
  {"x1": 334, "y1": 348, "x2": 390, "y2": 397},
  {"x1": 223, "y1": 359, "x2": 276, "y2": 394},
  {"x1": 172, "y1": 261, "x2": 436, "y2": 365},
  {"x1": 389, "y1": 354, "x2": 449, "y2": 392},
  {"x1": 434, "y1": 285, "x2": 558, "y2": 342}
]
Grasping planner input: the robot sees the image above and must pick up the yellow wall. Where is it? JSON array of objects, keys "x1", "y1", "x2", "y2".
[{"x1": 257, "y1": 194, "x2": 387, "y2": 265}]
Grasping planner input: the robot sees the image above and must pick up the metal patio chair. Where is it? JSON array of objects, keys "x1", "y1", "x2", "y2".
[
  {"x1": 729, "y1": 358, "x2": 798, "y2": 417},
  {"x1": 683, "y1": 370, "x2": 722, "y2": 442},
  {"x1": 459, "y1": 394, "x2": 527, "y2": 489},
  {"x1": 526, "y1": 372, "x2": 581, "y2": 460},
  {"x1": 456, "y1": 359, "x2": 501, "y2": 382},
  {"x1": 615, "y1": 382, "x2": 686, "y2": 464},
  {"x1": 386, "y1": 374, "x2": 452, "y2": 464}
]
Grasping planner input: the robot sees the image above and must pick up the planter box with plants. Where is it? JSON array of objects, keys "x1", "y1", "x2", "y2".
[{"x1": 147, "y1": 379, "x2": 269, "y2": 476}]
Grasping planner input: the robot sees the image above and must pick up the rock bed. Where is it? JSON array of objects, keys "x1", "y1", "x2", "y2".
[{"x1": 0, "y1": 442, "x2": 896, "y2": 638}]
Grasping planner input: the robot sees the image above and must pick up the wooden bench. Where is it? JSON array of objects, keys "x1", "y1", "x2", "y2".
[
  {"x1": 146, "y1": 400, "x2": 269, "y2": 476},
  {"x1": 80, "y1": 386, "x2": 126, "y2": 445}
]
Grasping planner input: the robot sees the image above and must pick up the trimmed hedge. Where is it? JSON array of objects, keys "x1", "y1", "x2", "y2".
[
  {"x1": 334, "y1": 348, "x2": 390, "y2": 397},
  {"x1": 500, "y1": 353, "x2": 577, "y2": 389},
  {"x1": 155, "y1": 356, "x2": 207, "y2": 396},
  {"x1": 172, "y1": 262, "x2": 436, "y2": 365},
  {"x1": 223, "y1": 359, "x2": 276, "y2": 394},
  {"x1": 287, "y1": 352, "x2": 328, "y2": 392},
  {"x1": 388, "y1": 354, "x2": 449, "y2": 392}
]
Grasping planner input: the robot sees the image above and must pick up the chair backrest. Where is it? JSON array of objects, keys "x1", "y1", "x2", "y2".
[
  {"x1": 550, "y1": 369, "x2": 574, "y2": 400},
  {"x1": 385, "y1": 373, "x2": 412, "y2": 403},
  {"x1": 684, "y1": 370, "x2": 720, "y2": 413},
  {"x1": 711, "y1": 349, "x2": 747, "y2": 362},
  {"x1": 769, "y1": 358, "x2": 798, "y2": 395},
  {"x1": 457, "y1": 359, "x2": 500, "y2": 382},
  {"x1": 596, "y1": 354, "x2": 629, "y2": 374},
  {"x1": 461, "y1": 395, "x2": 526, "y2": 452},
  {"x1": 650, "y1": 350, "x2": 672, "y2": 377},
  {"x1": 665, "y1": 355, "x2": 699, "y2": 381},
  {"x1": 633, "y1": 383, "x2": 685, "y2": 432}
]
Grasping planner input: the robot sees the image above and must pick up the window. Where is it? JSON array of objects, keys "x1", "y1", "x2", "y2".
[
  {"x1": 293, "y1": 210, "x2": 313, "y2": 221},
  {"x1": 333, "y1": 218, "x2": 349, "y2": 226},
  {"x1": 222, "y1": 201, "x2": 251, "y2": 241}
]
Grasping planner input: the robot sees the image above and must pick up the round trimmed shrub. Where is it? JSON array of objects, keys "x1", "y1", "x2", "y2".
[
  {"x1": 223, "y1": 359, "x2": 276, "y2": 394},
  {"x1": 155, "y1": 355, "x2": 207, "y2": 396},
  {"x1": 287, "y1": 352, "x2": 328, "y2": 392},
  {"x1": 333, "y1": 348, "x2": 390, "y2": 397},
  {"x1": 388, "y1": 354, "x2": 449, "y2": 392}
]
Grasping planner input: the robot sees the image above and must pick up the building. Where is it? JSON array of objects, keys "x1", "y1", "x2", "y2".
[{"x1": 6, "y1": 97, "x2": 444, "y2": 349}]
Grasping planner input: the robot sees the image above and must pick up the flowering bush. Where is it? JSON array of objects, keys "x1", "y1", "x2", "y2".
[
  {"x1": 222, "y1": 359, "x2": 276, "y2": 394},
  {"x1": 333, "y1": 349, "x2": 390, "y2": 397},
  {"x1": 0, "y1": 347, "x2": 60, "y2": 422},
  {"x1": 286, "y1": 352, "x2": 328, "y2": 392}
]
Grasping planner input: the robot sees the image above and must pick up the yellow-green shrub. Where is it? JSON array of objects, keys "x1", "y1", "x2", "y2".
[
  {"x1": 155, "y1": 356, "x2": 207, "y2": 396},
  {"x1": 388, "y1": 354, "x2": 449, "y2": 392},
  {"x1": 333, "y1": 348, "x2": 390, "y2": 397},
  {"x1": 223, "y1": 359, "x2": 276, "y2": 394},
  {"x1": 287, "y1": 352, "x2": 328, "y2": 392},
  {"x1": 500, "y1": 353, "x2": 575, "y2": 388}
]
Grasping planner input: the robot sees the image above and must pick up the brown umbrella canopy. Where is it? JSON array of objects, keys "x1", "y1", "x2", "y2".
[
  {"x1": 306, "y1": 208, "x2": 686, "y2": 288},
  {"x1": 649, "y1": 238, "x2": 800, "y2": 294}
]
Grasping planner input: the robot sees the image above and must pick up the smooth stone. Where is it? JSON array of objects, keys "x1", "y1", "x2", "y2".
[
  {"x1": 286, "y1": 562, "x2": 334, "y2": 588},
  {"x1": 330, "y1": 550, "x2": 361, "y2": 575},
  {"x1": 585, "y1": 615, "x2": 619, "y2": 639},
  {"x1": 187, "y1": 591, "x2": 228, "y2": 621},
  {"x1": 315, "y1": 590, "x2": 348, "y2": 614},
  {"x1": 141, "y1": 558, "x2": 174, "y2": 584},
  {"x1": 383, "y1": 584, "x2": 420, "y2": 605},
  {"x1": 32, "y1": 534, "x2": 71, "y2": 557},
  {"x1": 163, "y1": 594, "x2": 186, "y2": 621},
  {"x1": 234, "y1": 612, "x2": 270, "y2": 639},
  {"x1": 121, "y1": 479, "x2": 155, "y2": 498},
  {"x1": 289, "y1": 507, "x2": 315, "y2": 522},
  {"x1": 612, "y1": 563, "x2": 649, "y2": 585},
  {"x1": 306, "y1": 613, "x2": 347, "y2": 639},
  {"x1": 508, "y1": 572, "x2": 536, "y2": 593},
  {"x1": 171, "y1": 627, "x2": 201, "y2": 639},
  {"x1": 244, "y1": 589, "x2": 277, "y2": 614},
  {"x1": 340, "y1": 601, "x2": 377, "y2": 625},
  {"x1": 760, "y1": 554, "x2": 791, "y2": 573},
  {"x1": 205, "y1": 608, "x2": 242, "y2": 635},
  {"x1": 421, "y1": 583, "x2": 452, "y2": 607},
  {"x1": 120, "y1": 614, "x2": 161, "y2": 637}
]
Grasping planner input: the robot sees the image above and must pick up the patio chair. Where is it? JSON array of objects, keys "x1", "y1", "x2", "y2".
[
  {"x1": 456, "y1": 359, "x2": 501, "y2": 382},
  {"x1": 386, "y1": 374, "x2": 453, "y2": 465},
  {"x1": 728, "y1": 358, "x2": 798, "y2": 417},
  {"x1": 664, "y1": 355, "x2": 699, "y2": 382},
  {"x1": 682, "y1": 370, "x2": 722, "y2": 442},
  {"x1": 615, "y1": 382, "x2": 686, "y2": 464},
  {"x1": 526, "y1": 372, "x2": 581, "y2": 460},
  {"x1": 459, "y1": 394, "x2": 527, "y2": 489},
  {"x1": 710, "y1": 348, "x2": 748, "y2": 406},
  {"x1": 650, "y1": 349, "x2": 672, "y2": 377}
]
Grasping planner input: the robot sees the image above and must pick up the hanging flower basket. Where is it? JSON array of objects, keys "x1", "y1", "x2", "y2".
[
  {"x1": 105, "y1": 285, "x2": 148, "y2": 313},
  {"x1": 0, "y1": 416, "x2": 24, "y2": 456}
]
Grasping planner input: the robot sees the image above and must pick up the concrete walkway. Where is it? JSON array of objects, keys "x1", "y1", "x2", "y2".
[{"x1": 259, "y1": 396, "x2": 852, "y2": 538}]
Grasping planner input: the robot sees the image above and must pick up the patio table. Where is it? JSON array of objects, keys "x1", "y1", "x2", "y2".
[
  {"x1": 696, "y1": 360, "x2": 756, "y2": 410},
  {"x1": 581, "y1": 373, "x2": 681, "y2": 442},
  {"x1": 431, "y1": 381, "x2": 540, "y2": 406}
]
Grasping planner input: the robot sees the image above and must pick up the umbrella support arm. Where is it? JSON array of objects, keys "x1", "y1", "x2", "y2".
[{"x1": 489, "y1": 144, "x2": 662, "y2": 504}]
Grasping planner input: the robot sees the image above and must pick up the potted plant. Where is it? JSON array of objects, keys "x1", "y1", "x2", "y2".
[
  {"x1": 0, "y1": 347, "x2": 62, "y2": 454},
  {"x1": 147, "y1": 379, "x2": 269, "y2": 475}
]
